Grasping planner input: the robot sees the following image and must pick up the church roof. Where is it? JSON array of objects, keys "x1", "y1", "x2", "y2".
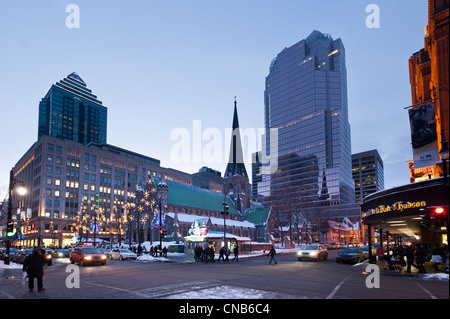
[{"x1": 152, "y1": 177, "x2": 241, "y2": 216}]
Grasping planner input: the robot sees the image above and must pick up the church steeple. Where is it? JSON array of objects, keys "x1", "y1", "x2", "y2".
[{"x1": 225, "y1": 98, "x2": 248, "y2": 178}]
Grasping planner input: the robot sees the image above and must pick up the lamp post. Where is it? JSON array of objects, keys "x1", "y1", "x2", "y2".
[
  {"x1": 4, "y1": 169, "x2": 27, "y2": 265},
  {"x1": 222, "y1": 184, "x2": 231, "y2": 250}
]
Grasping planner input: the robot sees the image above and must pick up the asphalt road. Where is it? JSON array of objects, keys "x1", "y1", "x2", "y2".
[{"x1": 1, "y1": 250, "x2": 448, "y2": 302}]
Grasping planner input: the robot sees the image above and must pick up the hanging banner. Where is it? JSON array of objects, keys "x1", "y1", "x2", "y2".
[
  {"x1": 408, "y1": 103, "x2": 439, "y2": 169},
  {"x1": 90, "y1": 223, "x2": 100, "y2": 233},
  {"x1": 153, "y1": 213, "x2": 166, "y2": 227}
]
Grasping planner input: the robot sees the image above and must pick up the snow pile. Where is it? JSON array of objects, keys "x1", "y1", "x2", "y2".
[
  {"x1": 136, "y1": 254, "x2": 170, "y2": 262},
  {"x1": 0, "y1": 260, "x2": 23, "y2": 269},
  {"x1": 420, "y1": 273, "x2": 449, "y2": 280}
]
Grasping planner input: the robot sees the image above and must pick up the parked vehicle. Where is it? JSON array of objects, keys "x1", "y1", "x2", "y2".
[
  {"x1": 98, "y1": 248, "x2": 111, "y2": 256},
  {"x1": 336, "y1": 247, "x2": 364, "y2": 264},
  {"x1": 18, "y1": 249, "x2": 34, "y2": 264},
  {"x1": 297, "y1": 244, "x2": 328, "y2": 261},
  {"x1": 11, "y1": 249, "x2": 23, "y2": 263},
  {"x1": 52, "y1": 248, "x2": 71, "y2": 258},
  {"x1": 69, "y1": 246, "x2": 107, "y2": 266},
  {"x1": 109, "y1": 248, "x2": 137, "y2": 260},
  {"x1": 0, "y1": 248, "x2": 17, "y2": 261}
]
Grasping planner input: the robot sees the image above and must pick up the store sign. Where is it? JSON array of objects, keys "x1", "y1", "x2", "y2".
[
  {"x1": 363, "y1": 201, "x2": 426, "y2": 218},
  {"x1": 408, "y1": 103, "x2": 439, "y2": 169}
]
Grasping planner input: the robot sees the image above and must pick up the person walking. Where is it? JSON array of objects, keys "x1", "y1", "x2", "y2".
[
  {"x1": 209, "y1": 246, "x2": 215, "y2": 263},
  {"x1": 415, "y1": 244, "x2": 427, "y2": 273},
  {"x1": 218, "y1": 246, "x2": 225, "y2": 262},
  {"x1": 268, "y1": 246, "x2": 278, "y2": 264},
  {"x1": 225, "y1": 247, "x2": 230, "y2": 262},
  {"x1": 431, "y1": 244, "x2": 442, "y2": 271},
  {"x1": 405, "y1": 245, "x2": 419, "y2": 273},
  {"x1": 233, "y1": 245, "x2": 239, "y2": 262},
  {"x1": 22, "y1": 247, "x2": 46, "y2": 292}
]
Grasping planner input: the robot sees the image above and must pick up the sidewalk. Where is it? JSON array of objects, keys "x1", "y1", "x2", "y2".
[{"x1": 353, "y1": 259, "x2": 449, "y2": 279}]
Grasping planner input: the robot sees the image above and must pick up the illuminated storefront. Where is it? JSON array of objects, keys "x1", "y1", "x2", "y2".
[{"x1": 362, "y1": 178, "x2": 448, "y2": 261}]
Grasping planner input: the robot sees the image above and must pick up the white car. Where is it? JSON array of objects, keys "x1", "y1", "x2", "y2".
[
  {"x1": 109, "y1": 248, "x2": 137, "y2": 260},
  {"x1": 296, "y1": 244, "x2": 328, "y2": 261}
]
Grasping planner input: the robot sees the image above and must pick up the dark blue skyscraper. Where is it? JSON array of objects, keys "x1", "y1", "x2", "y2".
[
  {"x1": 259, "y1": 31, "x2": 354, "y2": 220},
  {"x1": 38, "y1": 72, "x2": 107, "y2": 145}
]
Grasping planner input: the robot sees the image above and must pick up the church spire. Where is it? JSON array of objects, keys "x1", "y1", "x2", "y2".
[{"x1": 224, "y1": 98, "x2": 248, "y2": 178}]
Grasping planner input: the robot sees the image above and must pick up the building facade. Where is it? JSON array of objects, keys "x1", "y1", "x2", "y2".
[
  {"x1": 259, "y1": 30, "x2": 355, "y2": 225},
  {"x1": 352, "y1": 149, "x2": 384, "y2": 203},
  {"x1": 38, "y1": 72, "x2": 107, "y2": 145},
  {"x1": 408, "y1": 0, "x2": 449, "y2": 182}
]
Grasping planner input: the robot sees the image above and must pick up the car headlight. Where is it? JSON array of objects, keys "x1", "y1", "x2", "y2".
[
  {"x1": 101, "y1": 255, "x2": 107, "y2": 259},
  {"x1": 58, "y1": 253, "x2": 63, "y2": 256},
  {"x1": 46, "y1": 255, "x2": 51, "y2": 259},
  {"x1": 85, "y1": 256, "x2": 92, "y2": 260},
  {"x1": 309, "y1": 251, "x2": 317, "y2": 256}
]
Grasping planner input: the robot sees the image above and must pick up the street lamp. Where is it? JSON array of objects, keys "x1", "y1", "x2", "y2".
[
  {"x1": 4, "y1": 169, "x2": 27, "y2": 265},
  {"x1": 439, "y1": 129, "x2": 449, "y2": 185},
  {"x1": 222, "y1": 184, "x2": 232, "y2": 250}
]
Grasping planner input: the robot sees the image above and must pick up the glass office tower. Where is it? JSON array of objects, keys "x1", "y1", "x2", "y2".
[
  {"x1": 38, "y1": 72, "x2": 107, "y2": 145},
  {"x1": 259, "y1": 30, "x2": 355, "y2": 220}
]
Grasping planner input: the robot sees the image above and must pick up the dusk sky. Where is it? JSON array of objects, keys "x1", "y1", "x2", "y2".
[{"x1": 0, "y1": 0, "x2": 428, "y2": 199}]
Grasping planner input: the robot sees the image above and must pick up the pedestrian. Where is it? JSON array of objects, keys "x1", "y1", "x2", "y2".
[
  {"x1": 268, "y1": 246, "x2": 278, "y2": 264},
  {"x1": 137, "y1": 244, "x2": 143, "y2": 256},
  {"x1": 153, "y1": 245, "x2": 158, "y2": 257},
  {"x1": 415, "y1": 244, "x2": 427, "y2": 273},
  {"x1": 162, "y1": 246, "x2": 168, "y2": 258},
  {"x1": 376, "y1": 245, "x2": 384, "y2": 262},
  {"x1": 203, "y1": 246, "x2": 209, "y2": 263},
  {"x1": 150, "y1": 246, "x2": 153, "y2": 256},
  {"x1": 209, "y1": 246, "x2": 215, "y2": 263},
  {"x1": 404, "y1": 245, "x2": 419, "y2": 273},
  {"x1": 225, "y1": 247, "x2": 230, "y2": 262},
  {"x1": 431, "y1": 244, "x2": 442, "y2": 271},
  {"x1": 218, "y1": 246, "x2": 225, "y2": 262},
  {"x1": 22, "y1": 247, "x2": 45, "y2": 292},
  {"x1": 233, "y1": 245, "x2": 239, "y2": 262}
]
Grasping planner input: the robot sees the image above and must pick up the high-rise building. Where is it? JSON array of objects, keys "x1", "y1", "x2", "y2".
[
  {"x1": 259, "y1": 30, "x2": 355, "y2": 221},
  {"x1": 38, "y1": 72, "x2": 107, "y2": 145},
  {"x1": 351, "y1": 150, "x2": 384, "y2": 203}
]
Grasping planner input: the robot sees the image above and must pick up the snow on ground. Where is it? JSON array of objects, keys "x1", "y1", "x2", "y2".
[
  {"x1": 163, "y1": 285, "x2": 298, "y2": 299},
  {"x1": 420, "y1": 273, "x2": 449, "y2": 280},
  {"x1": 0, "y1": 260, "x2": 23, "y2": 269}
]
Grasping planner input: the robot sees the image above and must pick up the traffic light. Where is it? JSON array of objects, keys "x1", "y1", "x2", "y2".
[
  {"x1": 222, "y1": 202, "x2": 229, "y2": 215},
  {"x1": 425, "y1": 206, "x2": 448, "y2": 228},
  {"x1": 159, "y1": 229, "x2": 168, "y2": 238},
  {"x1": 6, "y1": 221, "x2": 15, "y2": 237}
]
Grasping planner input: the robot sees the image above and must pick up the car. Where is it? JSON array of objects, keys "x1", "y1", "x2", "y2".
[
  {"x1": 109, "y1": 248, "x2": 137, "y2": 260},
  {"x1": 18, "y1": 249, "x2": 34, "y2": 264},
  {"x1": 0, "y1": 247, "x2": 18, "y2": 261},
  {"x1": 336, "y1": 247, "x2": 365, "y2": 264},
  {"x1": 42, "y1": 248, "x2": 53, "y2": 266},
  {"x1": 69, "y1": 246, "x2": 107, "y2": 266},
  {"x1": 11, "y1": 249, "x2": 24, "y2": 263},
  {"x1": 98, "y1": 248, "x2": 111, "y2": 256},
  {"x1": 52, "y1": 248, "x2": 71, "y2": 258},
  {"x1": 296, "y1": 244, "x2": 328, "y2": 261}
]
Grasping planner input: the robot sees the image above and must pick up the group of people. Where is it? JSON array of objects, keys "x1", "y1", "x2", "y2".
[
  {"x1": 193, "y1": 245, "x2": 239, "y2": 263},
  {"x1": 379, "y1": 243, "x2": 448, "y2": 273},
  {"x1": 130, "y1": 244, "x2": 168, "y2": 257}
]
